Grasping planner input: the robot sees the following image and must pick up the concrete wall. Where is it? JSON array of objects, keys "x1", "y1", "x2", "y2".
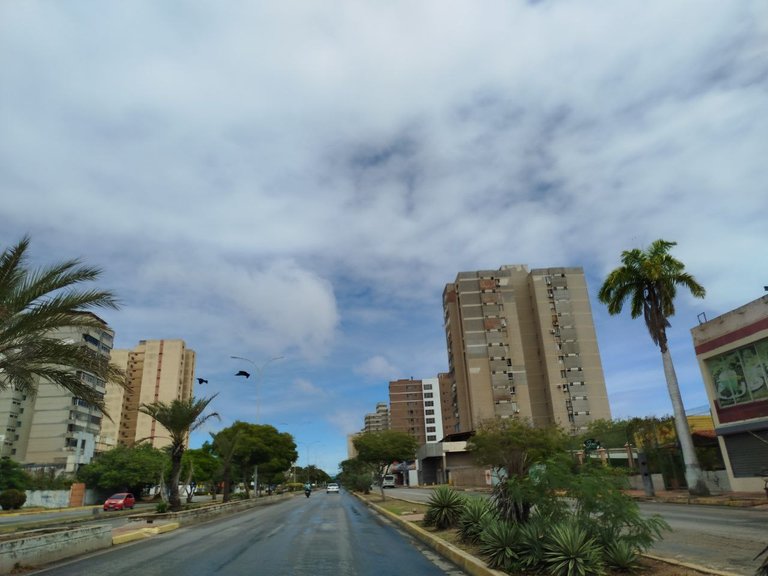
[
  {"x1": 0, "y1": 525, "x2": 112, "y2": 574},
  {"x1": 24, "y1": 489, "x2": 100, "y2": 508}
]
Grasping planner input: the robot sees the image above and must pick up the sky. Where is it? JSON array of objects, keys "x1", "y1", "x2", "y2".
[{"x1": 2, "y1": 1, "x2": 767, "y2": 475}]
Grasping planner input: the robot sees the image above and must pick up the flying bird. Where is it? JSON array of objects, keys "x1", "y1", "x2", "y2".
[
  {"x1": 196, "y1": 378, "x2": 208, "y2": 385},
  {"x1": 235, "y1": 370, "x2": 250, "y2": 378}
]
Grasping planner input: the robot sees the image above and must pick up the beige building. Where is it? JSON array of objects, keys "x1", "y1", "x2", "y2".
[
  {"x1": 443, "y1": 265, "x2": 611, "y2": 434},
  {"x1": 691, "y1": 295, "x2": 768, "y2": 492},
  {"x1": 107, "y1": 339, "x2": 195, "y2": 451},
  {"x1": 362, "y1": 402, "x2": 390, "y2": 433},
  {"x1": 0, "y1": 314, "x2": 115, "y2": 473},
  {"x1": 389, "y1": 377, "x2": 443, "y2": 445}
]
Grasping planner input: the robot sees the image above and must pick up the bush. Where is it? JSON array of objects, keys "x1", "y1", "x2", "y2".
[
  {"x1": 155, "y1": 501, "x2": 169, "y2": 513},
  {"x1": 457, "y1": 496, "x2": 496, "y2": 544},
  {"x1": 478, "y1": 519, "x2": 520, "y2": 571},
  {"x1": 603, "y1": 540, "x2": 641, "y2": 572},
  {"x1": 543, "y1": 521, "x2": 605, "y2": 576},
  {"x1": 0, "y1": 489, "x2": 27, "y2": 510},
  {"x1": 423, "y1": 486, "x2": 465, "y2": 530}
]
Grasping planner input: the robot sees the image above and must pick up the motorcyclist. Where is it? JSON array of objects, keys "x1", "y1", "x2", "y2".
[{"x1": 303, "y1": 482, "x2": 312, "y2": 497}]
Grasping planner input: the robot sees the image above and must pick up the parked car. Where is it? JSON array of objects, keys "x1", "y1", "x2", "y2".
[
  {"x1": 103, "y1": 492, "x2": 136, "y2": 511},
  {"x1": 381, "y1": 474, "x2": 396, "y2": 488},
  {"x1": 326, "y1": 483, "x2": 340, "y2": 494}
]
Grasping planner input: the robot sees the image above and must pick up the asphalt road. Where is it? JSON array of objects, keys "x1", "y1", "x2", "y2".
[
  {"x1": 385, "y1": 487, "x2": 768, "y2": 575},
  {"x1": 29, "y1": 490, "x2": 469, "y2": 576}
]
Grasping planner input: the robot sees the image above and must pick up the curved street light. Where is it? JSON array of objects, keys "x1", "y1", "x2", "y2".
[{"x1": 230, "y1": 355, "x2": 284, "y2": 423}]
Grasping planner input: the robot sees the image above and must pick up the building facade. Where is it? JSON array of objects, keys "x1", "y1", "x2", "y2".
[
  {"x1": 389, "y1": 378, "x2": 444, "y2": 445},
  {"x1": 443, "y1": 265, "x2": 610, "y2": 434},
  {"x1": 362, "y1": 402, "x2": 390, "y2": 433},
  {"x1": 691, "y1": 295, "x2": 768, "y2": 492},
  {"x1": 107, "y1": 339, "x2": 195, "y2": 450},
  {"x1": 0, "y1": 314, "x2": 115, "y2": 472}
]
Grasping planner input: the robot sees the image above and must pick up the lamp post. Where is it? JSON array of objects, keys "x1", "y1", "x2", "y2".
[{"x1": 230, "y1": 355, "x2": 284, "y2": 495}]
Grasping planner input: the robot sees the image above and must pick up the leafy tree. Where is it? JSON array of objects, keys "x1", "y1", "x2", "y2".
[
  {"x1": 0, "y1": 236, "x2": 125, "y2": 411},
  {"x1": 138, "y1": 395, "x2": 219, "y2": 510},
  {"x1": 338, "y1": 458, "x2": 373, "y2": 493},
  {"x1": 210, "y1": 429, "x2": 241, "y2": 502},
  {"x1": 181, "y1": 448, "x2": 219, "y2": 503},
  {"x1": 27, "y1": 467, "x2": 75, "y2": 490},
  {"x1": 352, "y1": 430, "x2": 417, "y2": 499},
  {"x1": 468, "y1": 418, "x2": 569, "y2": 523},
  {"x1": 77, "y1": 444, "x2": 167, "y2": 495},
  {"x1": 0, "y1": 457, "x2": 31, "y2": 491},
  {"x1": 599, "y1": 239, "x2": 709, "y2": 496}
]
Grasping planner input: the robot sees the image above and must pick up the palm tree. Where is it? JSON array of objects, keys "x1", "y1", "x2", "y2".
[
  {"x1": 139, "y1": 396, "x2": 220, "y2": 510},
  {"x1": 598, "y1": 239, "x2": 709, "y2": 496},
  {"x1": 0, "y1": 236, "x2": 124, "y2": 409}
]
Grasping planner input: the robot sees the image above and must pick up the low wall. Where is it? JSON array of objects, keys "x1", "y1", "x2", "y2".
[
  {"x1": 24, "y1": 489, "x2": 101, "y2": 509},
  {"x1": 0, "y1": 525, "x2": 112, "y2": 574}
]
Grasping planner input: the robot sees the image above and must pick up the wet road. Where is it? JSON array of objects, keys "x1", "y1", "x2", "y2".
[{"x1": 30, "y1": 490, "x2": 469, "y2": 576}]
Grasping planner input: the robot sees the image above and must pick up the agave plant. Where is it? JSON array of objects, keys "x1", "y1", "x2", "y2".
[
  {"x1": 457, "y1": 496, "x2": 496, "y2": 544},
  {"x1": 423, "y1": 486, "x2": 465, "y2": 530},
  {"x1": 603, "y1": 540, "x2": 640, "y2": 572},
  {"x1": 516, "y1": 516, "x2": 548, "y2": 570},
  {"x1": 543, "y1": 521, "x2": 605, "y2": 576},
  {"x1": 478, "y1": 518, "x2": 520, "y2": 571}
]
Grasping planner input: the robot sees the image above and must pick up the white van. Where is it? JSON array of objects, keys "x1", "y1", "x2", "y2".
[{"x1": 381, "y1": 474, "x2": 396, "y2": 488}]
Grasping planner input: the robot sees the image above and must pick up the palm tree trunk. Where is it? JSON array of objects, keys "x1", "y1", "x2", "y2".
[
  {"x1": 169, "y1": 451, "x2": 183, "y2": 511},
  {"x1": 661, "y1": 348, "x2": 710, "y2": 496}
]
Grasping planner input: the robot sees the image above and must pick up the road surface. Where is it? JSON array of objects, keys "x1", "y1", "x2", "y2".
[{"x1": 30, "y1": 490, "x2": 469, "y2": 576}]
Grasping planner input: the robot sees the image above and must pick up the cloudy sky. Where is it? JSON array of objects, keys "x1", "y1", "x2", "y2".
[{"x1": 2, "y1": 1, "x2": 766, "y2": 474}]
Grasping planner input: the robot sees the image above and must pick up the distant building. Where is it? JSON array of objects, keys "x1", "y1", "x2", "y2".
[
  {"x1": 362, "y1": 402, "x2": 390, "y2": 433},
  {"x1": 106, "y1": 339, "x2": 195, "y2": 451},
  {"x1": 443, "y1": 265, "x2": 611, "y2": 434},
  {"x1": 691, "y1": 294, "x2": 768, "y2": 492},
  {"x1": 389, "y1": 378, "x2": 444, "y2": 445},
  {"x1": 0, "y1": 313, "x2": 115, "y2": 473}
]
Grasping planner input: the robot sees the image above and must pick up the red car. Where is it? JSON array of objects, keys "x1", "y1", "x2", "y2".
[{"x1": 103, "y1": 492, "x2": 136, "y2": 511}]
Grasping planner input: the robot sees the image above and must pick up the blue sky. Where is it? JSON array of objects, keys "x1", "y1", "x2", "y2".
[{"x1": 2, "y1": 1, "x2": 767, "y2": 475}]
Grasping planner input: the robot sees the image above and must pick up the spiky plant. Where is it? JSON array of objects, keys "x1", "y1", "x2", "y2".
[
  {"x1": 754, "y1": 543, "x2": 768, "y2": 576},
  {"x1": 423, "y1": 486, "x2": 465, "y2": 530},
  {"x1": 516, "y1": 516, "x2": 548, "y2": 570},
  {"x1": 543, "y1": 521, "x2": 605, "y2": 576},
  {"x1": 458, "y1": 496, "x2": 496, "y2": 544},
  {"x1": 478, "y1": 518, "x2": 520, "y2": 571},
  {"x1": 603, "y1": 540, "x2": 640, "y2": 572}
]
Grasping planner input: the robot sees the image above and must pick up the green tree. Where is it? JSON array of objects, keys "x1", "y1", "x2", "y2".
[
  {"x1": 599, "y1": 239, "x2": 709, "y2": 496},
  {"x1": 77, "y1": 444, "x2": 167, "y2": 495},
  {"x1": 138, "y1": 395, "x2": 219, "y2": 510},
  {"x1": 338, "y1": 458, "x2": 373, "y2": 493},
  {"x1": 0, "y1": 457, "x2": 31, "y2": 491},
  {"x1": 212, "y1": 421, "x2": 297, "y2": 497},
  {"x1": 468, "y1": 418, "x2": 569, "y2": 523},
  {"x1": 0, "y1": 236, "x2": 125, "y2": 410},
  {"x1": 210, "y1": 429, "x2": 241, "y2": 502},
  {"x1": 353, "y1": 430, "x2": 417, "y2": 499},
  {"x1": 181, "y1": 448, "x2": 219, "y2": 503}
]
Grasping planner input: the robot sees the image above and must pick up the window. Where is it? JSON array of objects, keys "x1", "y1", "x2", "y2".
[
  {"x1": 425, "y1": 401, "x2": 434, "y2": 407},
  {"x1": 427, "y1": 435, "x2": 436, "y2": 442},
  {"x1": 426, "y1": 426, "x2": 436, "y2": 432},
  {"x1": 424, "y1": 393, "x2": 433, "y2": 398},
  {"x1": 426, "y1": 418, "x2": 435, "y2": 424},
  {"x1": 425, "y1": 409, "x2": 434, "y2": 415}
]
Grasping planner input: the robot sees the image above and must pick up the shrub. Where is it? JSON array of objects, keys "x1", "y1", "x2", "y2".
[
  {"x1": 155, "y1": 501, "x2": 169, "y2": 513},
  {"x1": 457, "y1": 496, "x2": 496, "y2": 544},
  {"x1": 543, "y1": 521, "x2": 605, "y2": 576},
  {"x1": 0, "y1": 489, "x2": 27, "y2": 510},
  {"x1": 478, "y1": 519, "x2": 520, "y2": 571},
  {"x1": 423, "y1": 486, "x2": 465, "y2": 530},
  {"x1": 516, "y1": 516, "x2": 547, "y2": 570},
  {"x1": 603, "y1": 540, "x2": 640, "y2": 572}
]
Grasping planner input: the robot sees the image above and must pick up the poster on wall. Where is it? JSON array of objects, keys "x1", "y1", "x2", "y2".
[{"x1": 706, "y1": 338, "x2": 768, "y2": 408}]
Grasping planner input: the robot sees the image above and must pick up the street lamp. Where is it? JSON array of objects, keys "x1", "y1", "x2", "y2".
[
  {"x1": 230, "y1": 355, "x2": 284, "y2": 496},
  {"x1": 230, "y1": 355, "x2": 284, "y2": 423}
]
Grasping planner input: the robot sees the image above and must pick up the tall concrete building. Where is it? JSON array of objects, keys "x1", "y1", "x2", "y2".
[
  {"x1": 443, "y1": 265, "x2": 610, "y2": 434},
  {"x1": 389, "y1": 378, "x2": 444, "y2": 445},
  {"x1": 0, "y1": 313, "x2": 115, "y2": 472},
  {"x1": 107, "y1": 339, "x2": 195, "y2": 451},
  {"x1": 362, "y1": 402, "x2": 390, "y2": 433}
]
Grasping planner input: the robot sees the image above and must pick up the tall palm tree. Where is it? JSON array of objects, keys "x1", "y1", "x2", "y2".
[
  {"x1": 0, "y1": 236, "x2": 124, "y2": 409},
  {"x1": 598, "y1": 239, "x2": 709, "y2": 496},
  {"x1": 139, "y1": 396, "x2": 220, "y2": 510}
]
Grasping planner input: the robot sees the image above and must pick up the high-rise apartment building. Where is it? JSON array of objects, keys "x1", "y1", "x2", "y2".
[
  {"x1": 389, "y1": 378, "x2": 444, "y2": 444},
  {"x1": 443, "y1": 265, "x2": 610, "y2": 434},
  {"x1": 0, "y1": 313, "x2": 115, "y2": 472},
  {"x1": 107, "y1": 339, "x2": 195, "y2": 450},
  {"x1": 362, "y1": 402, "x2": 390, "y2": 433}
]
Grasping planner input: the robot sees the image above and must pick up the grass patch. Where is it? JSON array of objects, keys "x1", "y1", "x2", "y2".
[{"x1": 361, "y1": 494, "x2": 428, "y2": 517}]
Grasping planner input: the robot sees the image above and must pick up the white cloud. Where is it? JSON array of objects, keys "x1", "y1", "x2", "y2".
[{"x1": 355, "y1": 356, "x2": 400, "y2": 382}]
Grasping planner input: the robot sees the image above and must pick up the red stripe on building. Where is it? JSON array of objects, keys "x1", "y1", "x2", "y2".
[{"x1": 694, "y1": 317, "x2": 768, "y2": 355}]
